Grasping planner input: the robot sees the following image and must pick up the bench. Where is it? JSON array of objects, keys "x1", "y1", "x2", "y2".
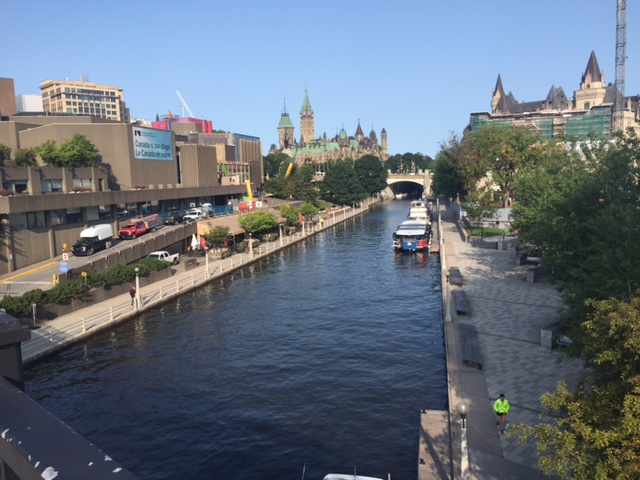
[
  {"x1": 452, "y1": 289, "x2": 471, "y2": 316},
  {"x1": 459, "y1": 323, "x2": 482, "y2": 369},
  {"x1": 540, "y1": 322, "x2": 571, "y2": 350},
  {"x1": 449, "y1": 267, "x2": 463, "y2": 286},
  {"x1": 527, "y1": 266, "x2": 544, "y2": 283}
]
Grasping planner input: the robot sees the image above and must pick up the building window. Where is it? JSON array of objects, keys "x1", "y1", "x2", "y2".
[
  {"x1": 41, "y1": 179, "x2": 62, "y2": 192},
  {"x1": 584, "y1": 102, "x2": 590, "y2": 110},
  {"x1": 27, "y1": 211, "x2": 45, "y2": 228},
  {"x1": 99, "y1": 205, "x2": 112, "y2": 219},
  {"x1": 65, "y1": 207, "x2": 82, "y2": 224},
  {"x1": 3, "y1": 180, "x2": 28, "y2": 193},
  {"x1": 51, "y1": 210, "x2": 66, "y2": 226},
  {"x1": 73, "y1": 178, "x2": 92, "y2": 190}
]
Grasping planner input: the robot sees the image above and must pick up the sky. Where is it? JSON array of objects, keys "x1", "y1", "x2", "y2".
[{"x1": 3, "y1": 1, "x2": 639, "y2": 158}]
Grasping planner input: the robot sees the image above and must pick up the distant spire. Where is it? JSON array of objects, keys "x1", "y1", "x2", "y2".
[
  {"x1": 493, "y1": 74, "x2": 505, "y2": 97},
  {"x1": 582, "y1": 51, "x2": 603, "y2": 84}
]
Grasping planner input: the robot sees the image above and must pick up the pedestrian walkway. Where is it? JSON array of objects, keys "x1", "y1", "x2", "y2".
[
  {"x1": 440, "y1": 205, "x2": 584, "y2": 479},
  {"x1": 20, "y1": 202, "x2": 372, "y2": 364}
]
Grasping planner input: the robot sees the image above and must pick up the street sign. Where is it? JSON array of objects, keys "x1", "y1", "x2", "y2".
[
  {"x1": 59, "y1": 261, "x2": 68, "y2": 273},
  {"x1": 62, "y1": 252, "x2": 69, "y2": 261}
]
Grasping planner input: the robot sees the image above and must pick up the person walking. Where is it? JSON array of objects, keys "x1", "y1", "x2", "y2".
[
  {"x1": 129, "y1": 285, "x2": 136, "y2": 306},
  {"x1": 494, "y1": 393, "x2": 510, "y2": 434}
]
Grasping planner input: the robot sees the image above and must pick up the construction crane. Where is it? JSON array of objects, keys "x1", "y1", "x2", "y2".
[
  {"x1": 175, "y1": 90, "x2": 195, "y2": 118},
  {"x1": 613, "y1": 0, "x2": 627, "y2": 134}
]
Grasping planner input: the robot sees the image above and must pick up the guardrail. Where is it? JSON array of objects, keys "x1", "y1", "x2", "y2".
[{"x1": 22, "y1": 201, "x2": 373, "y2": 364}]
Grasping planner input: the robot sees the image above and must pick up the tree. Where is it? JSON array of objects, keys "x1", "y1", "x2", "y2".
[
  {"x1": 295, "y1": 164, "x2": 315, "y2": 183},
  {"x1": 431, "y1": 133, "x2": 467, "y2": 199},
  {"x1": 58, "y1": 134, "x2": 100, "y2": 167},
  {"x1": 463, "y1": 188, "x2": 497, "y2": 229},
  {"x1": 279, "y1": 204, "x2": 299, "y2": 225},
  {"x1": 511, "y1": 132, "x2": 640, "y2": 329},
  {"x1": 320, "y1": 160, "x2": 366, "y2": 206},
  {"x1": 237, "y1": 210, "x2": 279, "y2": 235},
  {"x1": 281, "y1": 177, "x2": 318, "y2": 203},
  {"x1": 354, "y1": 154, "x2": 388, "y2": 196},
  {"x1": 263, "y1": 152, "x2": 290, "y2": 179},
  {"x1": 202, "y1": 225, "x2": 232, "y2": 250},
  {"x1": 511, "y1": 295, "x2": 640, "y2": 479},
  {"x1": 37, "y1": 139, "x2": 62, "y2": 166},
  {"x1": 464, "y1": 124, "x2": 543, "y2": 206},
  {"x1": 11, "y1": 148, "x2": 38, "y2": 167},
  {"x1": 298, "y1": 202, "x2": 319, "y2": 220},
  {"x1": 0, "y1": 144, "x2": 11, "y2": 166}
]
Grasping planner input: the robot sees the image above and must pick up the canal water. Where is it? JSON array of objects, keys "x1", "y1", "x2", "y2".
[{"x1": 24, "y1": 200, "x2": 447, "y2": 480}]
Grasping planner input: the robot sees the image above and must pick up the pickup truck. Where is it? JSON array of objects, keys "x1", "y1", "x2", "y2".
[
  {"x1": 118, "y1": 214, "x2": 160, "y2": 239},
  {"x1": 146, "y1": 251, "x2": 180, "y2": 265}
]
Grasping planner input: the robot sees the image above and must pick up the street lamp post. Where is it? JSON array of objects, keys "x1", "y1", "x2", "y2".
[
  {"x1": 248, "y1": 233, "x2": 253, "y2": 258},
  {"x1": 456, "y1": 400, "x2": 470, "y2": 479},
  {"x1": 205, "y1": 248, "x2": 210, "y2": 279},
  {"x1": 445, "y1": 270, "x2": 452, "y2": 322},
  {"x1": 134, "y1": 267, "x2": 142, "y2": 309},
  {"x1": 279, "y1": 224, "x2": 284, "y2": 247}
]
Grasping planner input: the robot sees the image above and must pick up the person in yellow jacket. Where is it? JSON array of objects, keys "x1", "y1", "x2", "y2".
[{"x1": 494, "y1": 393, "x2": 510, "y2": 434}]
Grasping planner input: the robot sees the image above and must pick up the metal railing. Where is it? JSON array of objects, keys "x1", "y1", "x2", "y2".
[{"x1": 22, "y1": 201, "x2": 373, "y2": 364}]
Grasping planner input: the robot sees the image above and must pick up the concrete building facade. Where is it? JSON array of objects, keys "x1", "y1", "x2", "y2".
[
  {"x1": 0, "y1": 113, "x2": 258, "y2": 274},
  {"x1": 40, "y1": 78, "x2": 130, "y2": 123}
]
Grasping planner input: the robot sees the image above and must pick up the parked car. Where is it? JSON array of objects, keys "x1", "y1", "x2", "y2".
[
  {"x1": 163, "y1": 211, "x2": 185, "y2": 225},
  {"x1": 118, "y1": 214, "x2": 161, "y2": 239},
  {"x1": 183, "y1": 209, "x2": 204, "y2": 222},
  {"x1": 146, "y1": 251, "x2": 180, "y2": 265}
]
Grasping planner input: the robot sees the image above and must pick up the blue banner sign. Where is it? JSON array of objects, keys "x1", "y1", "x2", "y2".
[{"x1": 132, "y1": 127, "x2": 174, "y2": 161}]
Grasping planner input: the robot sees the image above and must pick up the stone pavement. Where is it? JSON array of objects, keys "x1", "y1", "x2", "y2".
[{"x1": 441, "y1": 206, "x2": 585, "y2": 479}]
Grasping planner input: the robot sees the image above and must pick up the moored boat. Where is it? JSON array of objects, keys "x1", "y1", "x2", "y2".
[
  {"x1": 323, "y1": 474, "x2": 386, "y2": 480},
  {"x1": 393, "y1": 219, "x2": 430, "y2": 252}
]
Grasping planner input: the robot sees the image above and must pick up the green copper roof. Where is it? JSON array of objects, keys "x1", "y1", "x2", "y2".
[
  {"x1": 300, "y1": 89, "x2": 313, "y2": 115},
  {"x1": 278, "y1": 112, "x2": 294, "y2": 129}
]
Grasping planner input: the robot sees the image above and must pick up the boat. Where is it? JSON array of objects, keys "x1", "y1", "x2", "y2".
[
  {"x1": 393, "y1": 219, "x2": 430, "y2": 252},
  {"x1": 323, "y1": 474, "x2": 386, "y2": 480},
  {"x1": 407, "y1": 199, "x2": 431, "y2": 223}
]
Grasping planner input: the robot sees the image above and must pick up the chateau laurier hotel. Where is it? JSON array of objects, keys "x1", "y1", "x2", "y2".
[{"x1": 0, "y1": 77, "x2": 262, "y2": 274}]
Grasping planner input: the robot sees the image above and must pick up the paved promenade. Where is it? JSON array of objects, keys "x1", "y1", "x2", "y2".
[
  {"x1": 440, "y1": 206, "x2": 585, "y2": 479},
  {"x1": 17, "y1": 203, "x2": 368, "y2": 364}
]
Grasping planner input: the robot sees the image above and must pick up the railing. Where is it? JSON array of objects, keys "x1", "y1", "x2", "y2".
[{"x1": 22, "y1": 201, "x2": 373, "y2": 364}]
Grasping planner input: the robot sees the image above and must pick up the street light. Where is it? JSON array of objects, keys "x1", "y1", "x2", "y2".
[
  {"x1": 456, "y1": 400, "x2": 470, "y2": 480},
  {"x1": 279, "y1": 223, "x2": 284, "y2": 247},
  {"x1": 134, "y1": 267, "x2": 142, "y2": 309},
  {"x1": 248, "y1": 233, "x2": 253, "y2": 258},
  {"x1": 456, "y1": 400, "x2": 469, "y2": 429}
]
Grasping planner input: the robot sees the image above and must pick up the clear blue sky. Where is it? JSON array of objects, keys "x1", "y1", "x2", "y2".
[{"x1": 3, "y1": 1, "x2": 637, "y2": 158}]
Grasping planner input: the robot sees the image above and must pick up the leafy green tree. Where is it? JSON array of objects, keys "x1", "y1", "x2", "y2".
[
  {"x1": 11, "y1": 148, "x2": 38, "y2": 167},
  {"x1": 512, "y1": 132, "x2": 640, "y2": 328},
  {"x1": 320, "y1": 159, "x2": 366, "y2": 206},
  {"x1": 295, "y1": 164, "x2": 315, "y2": 182},
  {"x1": 354, "y1": 154, "x2": 388, "y2": 196},
  {"x1": 37, "y1": 139, "x2": 62, "y2": 166},
  {"x1": 202, "y1": 225, "x2": 232, "y2": 249},
  {"x1": 512, "y1": 295, "x2": 640, "y2": 479},
  {"x1": 58, "y1": 134, "x2": 100, "y2": 167},
  {"x1": 0, "y1": 144, "x2": 11, "y2": 166},
  {"x1": 299, "y1": 202, "x2": 319, "y2": 220},
  {"x1": 464, "y1": 124, "x2": 543, "y2": 206},
  {"x1": 279, "y1": 204, "x2": 299, "y2": 224},
  {"x1": 431, "y1": 133, "x2": 467, "y2": 199},
  {"x1": 463, "y1": 187, "x2": 497, "y2": 228},
  {"x1": 282, "y1": 177, "x2": 319, "y2": 203},
  {"x1": 263, "y1": 152, "x2": 290, "y2": 179},
  {"x1": 238, "y1": 210, "x2": 279, "y2": 235}
]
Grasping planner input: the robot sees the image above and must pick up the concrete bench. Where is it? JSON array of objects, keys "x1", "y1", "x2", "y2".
[
  {"x1": 449, "y1": 267, "x2": 463, "y2": 286},
  {"x1": 541, "y1": 321, "x2": 571, "y2": 350},
  {"x1": 452, "y1": 289, "x2": 471, "y2": 316},
  {"x1": 527, "y1": 266, "x2": 544, "y2": 283},
  {"x1": 459, "y1": 323, "x2": 482, "y2": 369}
]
